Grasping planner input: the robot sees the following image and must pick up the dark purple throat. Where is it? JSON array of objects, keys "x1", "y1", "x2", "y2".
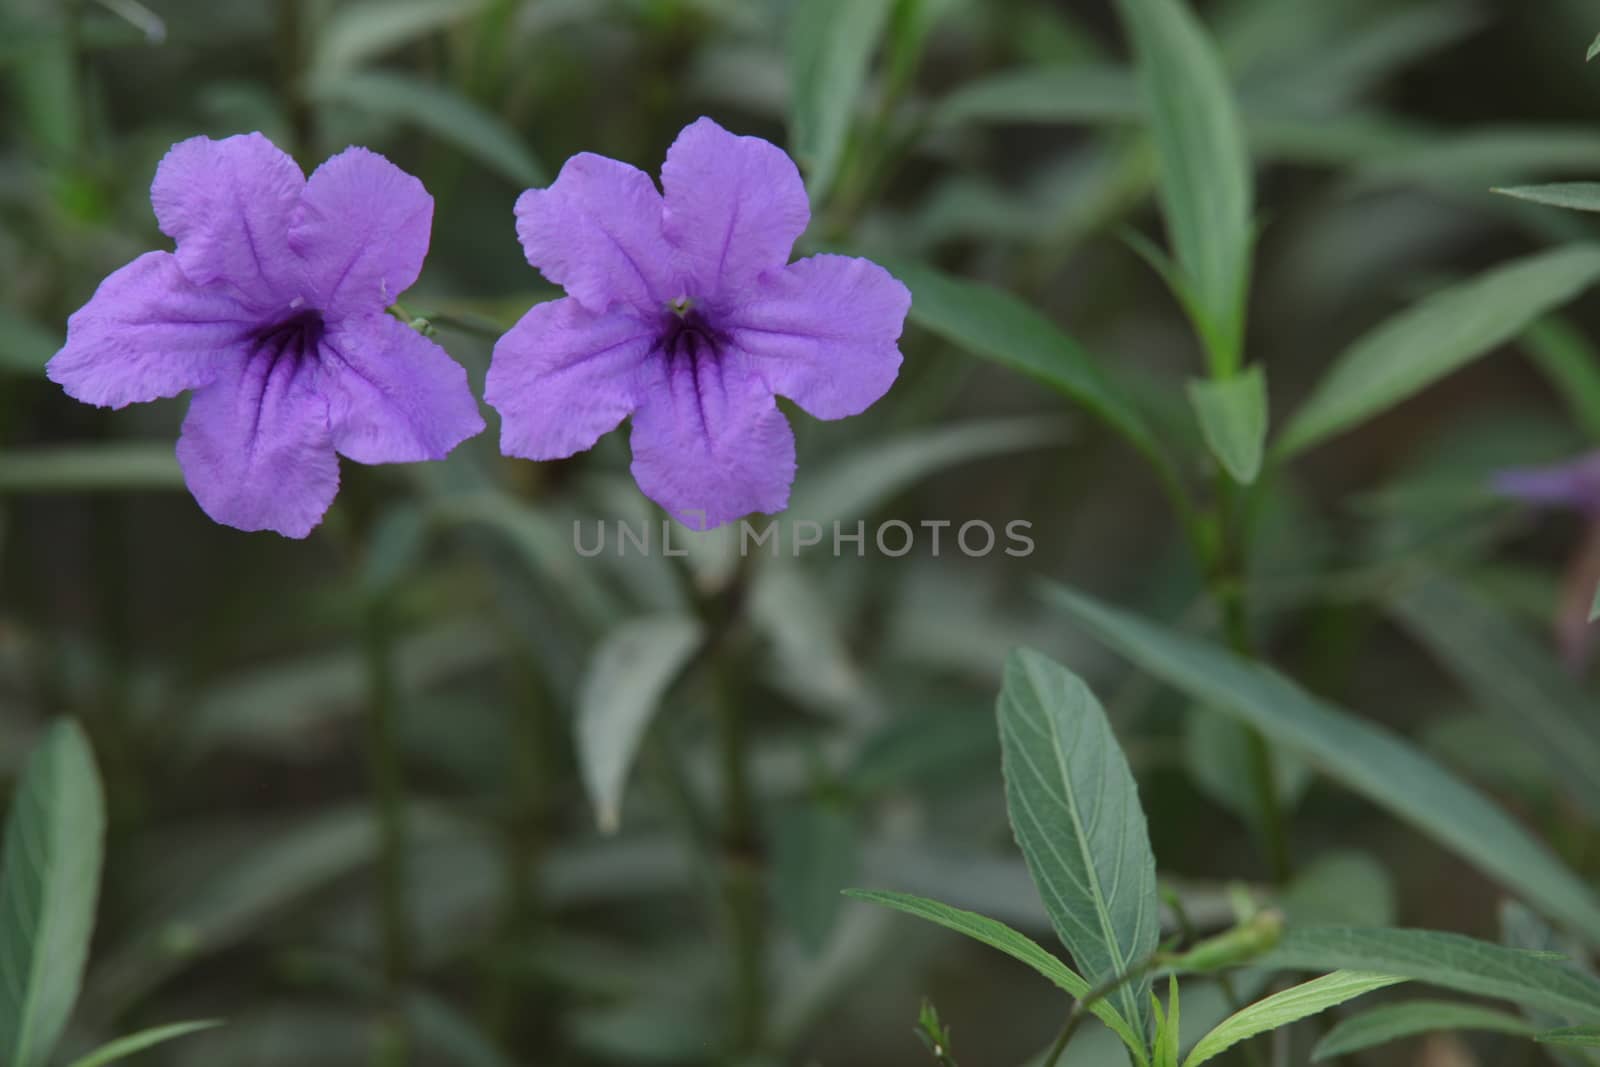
[
  {"x1": 252, "y1": 308, "x2": 327, "y2": 366},
  {"x1": 655, "y1": 307, "x2": 724, "y2": 367}
]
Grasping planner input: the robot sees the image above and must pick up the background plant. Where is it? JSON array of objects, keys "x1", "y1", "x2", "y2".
[{"x1": 4, "y1": 0, "x2": 1600, "y2": 1065}]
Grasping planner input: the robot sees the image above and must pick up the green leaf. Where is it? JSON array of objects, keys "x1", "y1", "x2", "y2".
[
  {"x1": 1184, "y1": 972, "x2": 1404, "y2": 1067},
  {"x1": 1591, "y1": 581, "x2": 1599, "y2": 624},
  {"x1": 1521, "y1": 317, "x2": 1600, "y2": 441},
  {"x1": 772, "y1": 803, "x2": 858, "y2": 954},
  {"x1": 841, "y1": 889, "x2": 1151, "y2": 1065},
  {"x1": 1114, "y1": 0, "x2": 1253, "y2": 372},
  {"x1": 0, "y1": 720, "x2": 106, "y2": 1067},
  {"x1": 884, "y1": 259, "x2": 1162, "y2": 462},
  {"x1": 1043, "y1": 585, "x2": 1600, "y2": 942},
  {"x1": 576, "y1": 616, "x2": 705, "y2": 833},
  {"x1": 997, "y1": 649, "x2": 1161, "y2": 1041},
  {"x1": 62, "y1": 1020, "x2": 223, "y2": 1067},
  {"x1": 0, "y1": 444, "x2": 184, "y2": 493},
  {"x1": 1186, "y1": 366, "x2": 1268, "y2": 483},
  {"x1": 0, "y1": 309, "x2": 59, "y2": 376},
  {"x1": 934, "y1": 64, "x2": 1141, "y2": 126},
  {"x1": 310, "y1": 0, "x2": 486, "y2": 80},
  {"x1": 1544, "y1": 1027, "x2": 1600, "y2": 1047},
  {"x1": 1386, "y1": 576, "x2": 1600, "y2": 820},
  {"x1": 1259, "y1": 927, "x2": 1600, "y2": 1024},
  {"x1": 1278, "y1": 245, "x2": 1600, "y2": 457},
  {"x1": 1496, "y1": 183, "x2": 1600, "y2": 213},
  {"x1": 1312, "y1": 1000, "x2": 1535, "y2": 1061},
  {"x1": 1588, "y1": 32, "x2": 1600, "y2": 62},
  {"x1": 786, "y1": 0, "x2": 895, "y2": 202},
  {"x1": 1154, "y1": 976, "x2": 1181, "y2": 1067},
  {"x1": 1184, "y1": 708, "x2": 1309, "y2": 835},
  {"x1": 309, "y1": 70, "x2": 545, "y2": 187}
]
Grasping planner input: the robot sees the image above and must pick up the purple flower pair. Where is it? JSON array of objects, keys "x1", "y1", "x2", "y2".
[{"x1": 49, "y1": 120, "x2": 910, "y2": 537}]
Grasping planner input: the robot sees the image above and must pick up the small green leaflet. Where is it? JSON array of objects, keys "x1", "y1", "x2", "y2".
[
  {"x1": 1184, "y1": 972, "x2": 1405, "y2": 1067},
  {"x1": 1152, "y1": 976, "x2": 1181, "y2": 1067},
  {"x1": 62, "y1": 1020, "x2": 223, "y2": 1067},
  {"x1": 0, "y1": 721, "x2": 106, "y2": 1067},
  {"x1": 1312, "y1": 1000, "x2": 1535, "y2": 1061},
  {"x1": 1496, "y1": 183, "x2": 1600, "y2": 213},
  {"x1": 1187, "y1": 366, "x2": 1268, "y2": 483},
  {"x1": 576, "y1": 616, "x2": 705, "y2": 833},
  {"x1": 998, "y1": 650, "x2": 1162, "y2": 1042},
  {"x1": 1277, "y1": 245, "x2": 1600, "y2": 457},
  {"x1": 841, "y1": 889, "x2": 1151, "y2": 1066}
]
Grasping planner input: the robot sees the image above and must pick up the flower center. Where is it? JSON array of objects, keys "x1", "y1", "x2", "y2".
[
  {"x1": 656, "y1": 304, "x2": 723, "y2": 366},
  {"x1": 252, "y1": 307, "x2": 326, "y2": 365}
]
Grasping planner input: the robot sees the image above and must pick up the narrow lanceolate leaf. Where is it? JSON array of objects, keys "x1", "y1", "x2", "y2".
[
  {"x1": 309, "y1": 71, "x2": 545, "y2": 187},
  {"x1": 1183, "y1": 972, "x2": 1405, "y2": 1067},
  {"x1": 772, "y1": 803, "x2": 858, "y2": 955},
  {"x1": 1259, "y1": 927, "x2": 1600, "y2": 1025},
  {"x1": 933, "y1": 65, "x2": 1142, "y2": 127},
  {"x1": 1496, "y1": 183, "x2": 1600, "y2": 213},
  {"x1": 998, "y1": 649, "x2": 1161, "y2": 1042},
  {"x1": 1521, "y1": 317, "x2": 1600, "y2": 441},
  {"x1": 1387, "y1": 576, "x2": 1600, "y2": 820},
  {"x1": 1278, "y1": 245, "x2": 1600, "y2": 457},
  {"x1": 62, "y1": 1020, "x2": 223, "y2": 1067},
  {"x1": 841, "y1": 890, "x2": 1151, "y2": 1066},
  {"x1": 885, "y1": 258, "x2": 1163, "y2": 462},
  {"x1": 786, "y1": 0, "x2": 895, "y2": 202},
  {"x1": 1115, "y1": 0, "x2": 1253, "y2": 372},
  {"x1": 577, "y1": 617, "x2": 705, "y2": 833},
  {"x1": 310, "y1": 0, "x2": 486, "y2": 79},
  {"x1": 1312, "y1": 1000, "x2": 1536, "y2": 1061},
  {"x1": 1043, "y1": 585, "x2": 1600, "y2": 942},
  {"x1": 0, "y1": 444, "x2": 184, "y2": 493},
  {"x1": 1543, "y1": 1027, "x2": 1600, "y2": 1047},
  {"x1": 0, "y1": 720, "x2": 106, "y2": 1067},
  {"x1": 1588, "y1": 32, "x2": 1600, "y2": 62},
  {"x1": 1187, "y1": 366, "x2": 1268, "y2": 484}
]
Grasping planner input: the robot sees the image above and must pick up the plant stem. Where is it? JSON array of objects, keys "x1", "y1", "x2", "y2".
[
  {"x1": 716, "y1": 652, "x2": 766, "y2": 1057},
  {"x1": 362, "y1": 597, "x2": 412, "y2": 1065},
  {"x1": 274, "y1": 0, "x2": 314, "y2": 160}
]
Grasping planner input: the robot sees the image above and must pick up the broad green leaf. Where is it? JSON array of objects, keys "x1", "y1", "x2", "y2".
[
  {"x1": 786, "y1": 0, "x2": 895, "y2": 202},
  {"x1": 1186, "y1": 366, "x2": 1268, "y2": 483},
  {"x1": 885, "y1": 259, "x2": 1162, "y2": 462},
  {"x1": 0, "y1": 444, "x2": 183, "y2": 493},
  {"x1": 842, "y1": 889, "x2": 1151, "y2": 1065},
  {"x1": 0, "y1": 721, "x2": 106, "y2": 1067},
  {"x1": 1259, "y1": 927, "x2": 1600, "y2": 1024},
  {"x1": 1278, "y1": 245, "x2": 1600, "y2": 457},
  {"x1": 1115, "y1": 0, "x2": 1253, "y2": 372},
  {"x1": 1545, "y1": 1027, "x2": 1600, "y2": 1047},
  {"x1": 1497, "y1": 183, "x2": 1600, "y2": 213},
  {"x1": 309, "y1": 71, "x2": 545, "y2": 187},
  {"x1": 1386, "y1": 576, "x2": 1600, "y2": 820},
  {"x1": 772, "y1": 803, "x2": 858, "y2": 954},
  {"x1": 1312, "y1": 1000, "x2": 1534, "y2": 1061},
  {"x1": 934, "y1": 64, "x2": 1140, "y2": 126},
  {"x1": 1044, "y1": 585, "x2": 1600, "y2": 942},
  {"x1": 1184, "y1": 972, "x2": 1404, "y2": 1067},
  {"x1": 310, "y1": 0, "x2": 486, "y2": 79},
  {"x1": 577, "y1": 616, "x2": 705, "y2": 833},
  {"x1": 1499, "y1": 902, "x2": 1600, "y2": 1067},
  {"x1": 0, "y1": 309, "x2": 58, "y2": 376},
  {"x1": 998, "y1": 649, "x2": 1161, "y2": 1040},
  {"x1": 63, "y1": 1020, "x2": 223, "y2": 1067},
  {"x1": 1521, "y1": 317, "x2": 1600, "y2": 441}
]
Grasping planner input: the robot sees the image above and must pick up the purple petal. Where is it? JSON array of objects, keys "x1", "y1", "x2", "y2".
[
  {"x1": 176, "y1": 346, "x2": 339, "y2": 538},
  {"x1": 318, "y1": 314, "x2": 485, "y2": 464},
  {"x1": 628, "y1": 358, "x2": 795, "y2": 529},
  {"x1": 290, "y1": 147, "x2": 432, "y2": 316},
  {"x1": 514, "y1": 154, "x2": 678, "y2": 315},
  {"x1": 47, "y1": 251, "x2": 257, "y2": 409},
  {"x1": 485, "y1": 297, "x2": 658, "y2": 459},
  {"x1": 660, "y1": 117, "x2": 809, "y2": 299},
  {"x1": 1491, "y1": 451, "x2": 1600, "y2": 515},
  {"x1": 151, "y1": 133, "x2": 306, "y2": 303},
  {"x1": 722, "y1": 254, "x2": 909, "y2": 419}
]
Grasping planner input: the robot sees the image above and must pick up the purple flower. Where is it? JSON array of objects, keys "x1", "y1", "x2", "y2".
[
  {"x1": 485, "y1": 117, "x2": 910, "y2": 529},
  {"x1": 48, "y1": 133, "x2": 485, "y2": 538},
  {"x1": 1492, "y1": 450, "x2": 1600, "y2": 516}
]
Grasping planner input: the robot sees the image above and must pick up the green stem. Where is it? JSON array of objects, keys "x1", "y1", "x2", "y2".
[
  {"x1": 1042, "y1": 954, "x2": 1163, "y2": 1067},
  {"x1": 274, "y1": 0, "x2": 314, "y2": 160},
  {"x1": 716, "y1": 654, "x2": 766, "y2": 1057},
  {"x1": 362, "y1": 598, "x2": 412, "y2": 1065}
]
